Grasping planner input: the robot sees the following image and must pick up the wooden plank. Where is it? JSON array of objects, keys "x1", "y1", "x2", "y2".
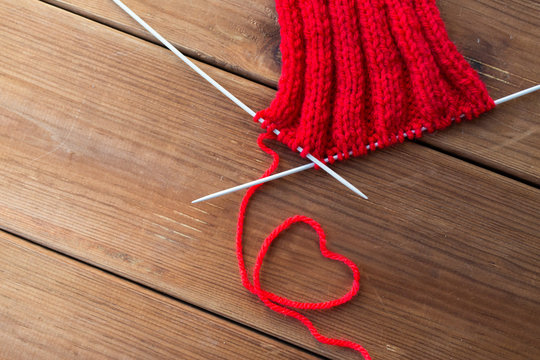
[
  {"x1": 0, "y1": 231, "x2": 317, "y2": 359},
  {"x1": 41, "y1": 0, "x2": 540, "y2": 183},
  {"x1": 40, "y1": 0, "x2": 540, "y2": 87},
  {"x1": 1, "y1": 1, "x2": 539, "y2": 359},
  {"x1": 419, "y1": 0, "x2": 540, "y2": 184},
  {"x1": 42, "y1": 0, "x2": 283, "y2": 86}
]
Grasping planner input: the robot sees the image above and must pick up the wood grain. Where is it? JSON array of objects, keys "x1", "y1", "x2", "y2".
[
  {"x1": 40, "y1": 0, "x2": 540, "y2": 183},
  {"x1": 42, "y1": 0, "x2": 282, "y2": 86},
  {"x1": 0, "y1": 230, "x2": 316, "y2": 359},
  {"x1": 420, "y1": 0, "x2": 540, "y2": 184},
  {"x1": 1, "y1": 1, "x2": 539, "y2": 359}
]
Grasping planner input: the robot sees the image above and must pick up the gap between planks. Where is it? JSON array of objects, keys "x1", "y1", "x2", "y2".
[
  {"x1": 419, "y1": 141, "x2": 539, "y2": 190},
  {"x1": 35, "y1": 0, "x2": 539, "y2": 188},
  {"x1": 2, "y1": 1, "x2": 536, "y2": 358},
  {"x1": 38, "y1": 0, "x2": 275, "y2": 89},
  {"x1": 0, "y1": 227, "x2": 328, "y2": 360}
]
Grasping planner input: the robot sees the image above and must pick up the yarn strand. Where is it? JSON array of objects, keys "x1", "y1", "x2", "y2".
[{"x1": 236, "y1": 133, "x2": 371, "y2": 359}]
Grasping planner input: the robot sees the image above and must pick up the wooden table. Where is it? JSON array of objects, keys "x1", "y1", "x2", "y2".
[{"x1": 1, "y1": 1, "x2": 538, "y2": 359}]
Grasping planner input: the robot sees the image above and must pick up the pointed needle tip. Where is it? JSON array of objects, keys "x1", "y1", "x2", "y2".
[
  {"x1": 355, "y1": 191, "x2": 368, "y2": 200},
  {"x1": 346, "y1": 184, "x2": 369, "y2": 200}
]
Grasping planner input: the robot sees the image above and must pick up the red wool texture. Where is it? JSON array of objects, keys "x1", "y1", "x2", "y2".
[
  {"x1": 255, "y1": 0, "x2": 494, "y2": 161},
  {"x1": 237, "y1": 0, "x2": 495, "y2": 358}
]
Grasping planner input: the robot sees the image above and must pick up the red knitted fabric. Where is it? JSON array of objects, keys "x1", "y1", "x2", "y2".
[
  {"x1": 255, "y1": 0, "x2": 495, "y2": 161},
  {"x1": 238, "y1": 1, "x2": 495, "y2": 358}
]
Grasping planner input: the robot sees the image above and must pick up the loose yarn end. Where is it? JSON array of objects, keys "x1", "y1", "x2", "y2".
[{"x1": 236, "y1": 133, "x2": 371, "y2": 359}]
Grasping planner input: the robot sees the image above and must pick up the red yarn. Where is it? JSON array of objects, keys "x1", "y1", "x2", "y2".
[
  {"x1": 255, "y1": 0, "x2": 495, "y2": 161},
  {"x1": 238, "y1": 1, "x2": 496, "y2": 357},
  {"x1": 236, "y1": 133, "x2": 371, "y2": 359}
]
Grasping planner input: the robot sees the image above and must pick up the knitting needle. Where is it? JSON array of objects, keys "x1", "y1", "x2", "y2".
[
  {"x1": 192, "y1": 84, "x2": 540, "y2": 203},
  {"x1": 111, "y1": 0, "x2": 367, "y2": 200},
  {"x1": 494, "y1": 84, "x2": 540, "y2": 105}
]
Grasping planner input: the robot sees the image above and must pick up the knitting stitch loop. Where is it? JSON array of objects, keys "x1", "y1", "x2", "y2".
[
  {"x1": 256, "y1": 0, "x2": 495, "y2": 162},
  {"x1": 236, "y1": 133, "x2": 371, "y2": 359}
]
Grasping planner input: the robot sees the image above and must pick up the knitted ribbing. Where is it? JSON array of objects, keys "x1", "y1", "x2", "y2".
[
  {"x1": 240, "y1": 1, "x2": 495, "y2": 357},
  {"x1": 255, "y1": 0, "x2": 495, "y2": 161}
]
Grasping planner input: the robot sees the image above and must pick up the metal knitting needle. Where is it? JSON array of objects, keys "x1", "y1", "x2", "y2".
[
  {"x1": 192, "y1": 84, "x2": 540, "y2": 203},
  {"x1": 493, "y1": 84, "x2": 540, "y2": 105},
  {"x1": 111, "y1": 0, "x2": 367, "y2": 200}
]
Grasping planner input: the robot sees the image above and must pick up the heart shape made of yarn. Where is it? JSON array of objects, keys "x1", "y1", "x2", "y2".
[
  {"x1": 235, "y1": 133, "x2": 370, "y2": 359},
  {"x1": 251, "y1": 214, "x2": 360, "y2": 309}
]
